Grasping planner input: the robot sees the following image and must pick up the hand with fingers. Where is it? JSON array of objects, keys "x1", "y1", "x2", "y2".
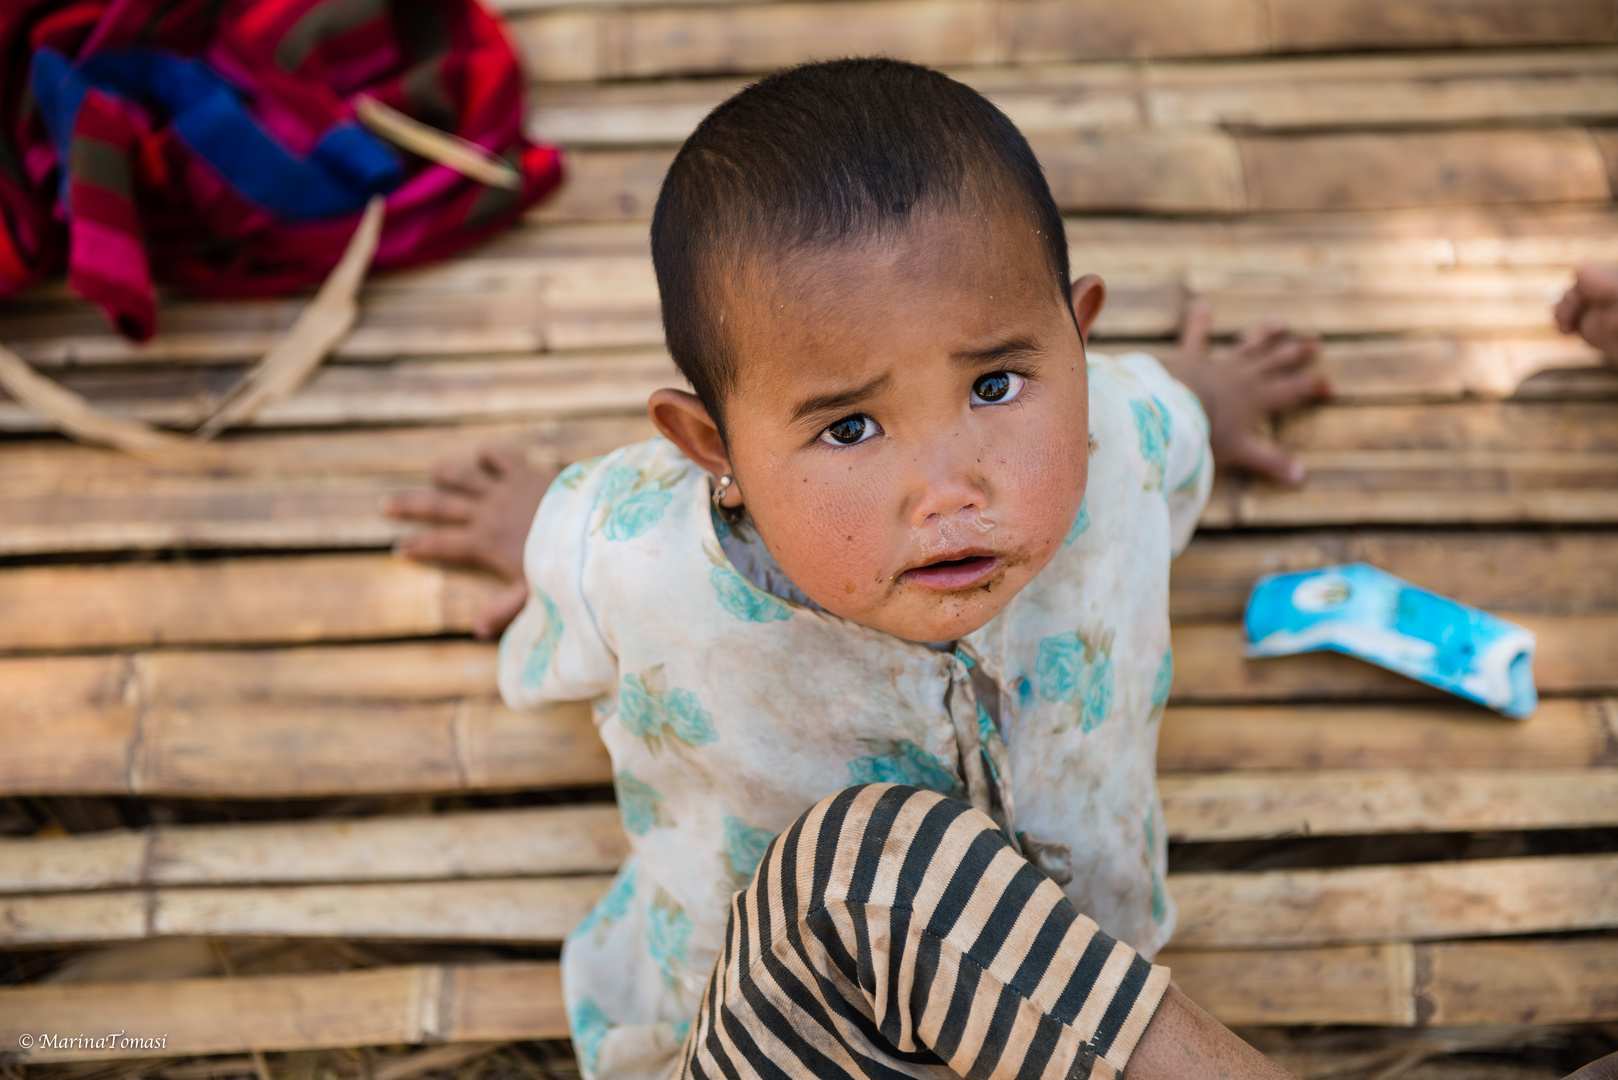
[
  {"x1": 1166, "y1": 298, "x2": 1332, "y2": 486},
  {"x1": 382, "y1": 445, "x2": 552, "y2": 639},
  {"x1": 1555, "y1": 266, "x2": 1618, "y2": 364}
]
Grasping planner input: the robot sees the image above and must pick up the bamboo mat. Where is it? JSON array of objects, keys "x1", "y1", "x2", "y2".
[{"x1": 2, "y1": 1, "x2": 1617, "y2": 1074}]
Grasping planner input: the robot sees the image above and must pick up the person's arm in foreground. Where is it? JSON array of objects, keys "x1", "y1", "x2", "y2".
[{"x1": 1128, "y1": 987, "x2": 1293, "y2": 1079}]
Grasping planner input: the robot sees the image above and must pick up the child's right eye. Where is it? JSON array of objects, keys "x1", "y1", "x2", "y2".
[{"x1": 819, "y1": 414, "x2": 880, "y2": 446}]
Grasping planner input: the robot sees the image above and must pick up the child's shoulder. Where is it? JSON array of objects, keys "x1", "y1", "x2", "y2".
[{"x1": 529, "y1": 437, "x2": 705, "y2": 557}]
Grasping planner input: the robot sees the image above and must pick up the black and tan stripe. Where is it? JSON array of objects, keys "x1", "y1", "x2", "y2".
[{"x1": 679, "y1": 784, "x2": 1170, "y2": 1080}]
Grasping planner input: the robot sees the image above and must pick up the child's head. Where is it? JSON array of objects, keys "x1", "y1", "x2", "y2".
[{"x1": 647, "y1": 58, "x2": 1104, "y2": 643}]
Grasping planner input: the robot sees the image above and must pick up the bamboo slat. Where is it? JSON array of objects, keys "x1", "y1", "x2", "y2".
[
  {"x1": 2, "y1": 645, "x2": 609, "y2": 797},
  {"x1": 1237, "y1": 128, "x2": 1611, "y2": 213},
  {"x1": 0, "y1": 877, "x2": 611, "y2": 947},
  {"x1": 526, "y1": 50, "x2": 1618, "y2": 146},
  {"x1": 1168, "y1": 614, "x2": 1618, "y2": 702},
  {"x1": 4, "y1": 855, "x2": 1613, "y2": 950},
  {"x1": 1157, "y1": 699, "x2": 1618, "y2": 772},
  {"x1": 0, "y1": 963, "x2": 569, "y2": 1062},
  {"x1": 4, "y1": 527, "x2": 1611, "y2": 653},
  {"x1": 2, "y1": 939, "x2": 1614, "y2": 1060},
  {"x1": 0, "y1": 555, "x2": 497, "y2": 652},
  {"x1": 1264, "y1": 0, "x2": 1616, "y2": 54},
  {"x1": 1169, "y1": 853, "x2": 1618, "y2": 949},
  {"x1": 506, "y1": 0, "x2": 1617, "y2": 83},
  {"x1": 1163, "y1": 943, "x2": 1419, "y2": 1026},
  {"x1": 1170, "y1": 530, "x2": 1618, "y2": 621},
  {"x1": 0, "y1": 352, "x2": 683, "y2": 433},
  {"x1": 522, "y1": 128, "x2": 1617, "y2": 222},
  {"x1": 1157, "y1": 769, "x2": 1618, "y2": 840},
  {"x1": 1167, "y1": 937, "x2": 1618, "y2": 1026},
  {"x1": 0, "y1": 806, "x2": 627, "y2": 893},
  {"x1": 1418, "y1": 937, "x2": 1618, "y2": 1026}
]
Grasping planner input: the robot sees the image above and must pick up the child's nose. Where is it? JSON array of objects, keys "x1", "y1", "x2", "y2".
[{"x1": 905, "y1": 448, "x2": 988, "y2": 527}]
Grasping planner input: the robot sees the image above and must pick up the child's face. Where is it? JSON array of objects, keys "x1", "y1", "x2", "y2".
[{"x1": 717, "y1": 206, "x2": 1092, "y2": 643}]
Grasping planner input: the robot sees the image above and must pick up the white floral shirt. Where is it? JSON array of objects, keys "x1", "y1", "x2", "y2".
[{"x1": 499, "y1": 352, "x2": 1212, "y2": 1080}]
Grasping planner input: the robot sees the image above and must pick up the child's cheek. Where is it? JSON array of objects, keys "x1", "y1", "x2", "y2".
[{"x1": 766, "y1": 463, "x2": 895, "y2": 600}]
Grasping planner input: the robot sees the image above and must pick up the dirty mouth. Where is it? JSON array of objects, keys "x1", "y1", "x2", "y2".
[{"x1": 903, "y1": 555, "x2": 1001, "y2": 590}]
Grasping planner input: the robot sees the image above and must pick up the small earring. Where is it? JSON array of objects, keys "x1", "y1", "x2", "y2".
[{"x1": 712, "y1": 474, "x2": 743, "y2": 524}]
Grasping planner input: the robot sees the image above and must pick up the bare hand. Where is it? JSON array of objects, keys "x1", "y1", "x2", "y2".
[
  {"x1": 1169, "y1": 299, "x2": 1331, "y2": 486},
  {"x1": 1555, "y1": 266, "x2": 1618, "y2": 365},
  {"x1": 382, "y1": 445, "x2": 551, "y2": 638}
]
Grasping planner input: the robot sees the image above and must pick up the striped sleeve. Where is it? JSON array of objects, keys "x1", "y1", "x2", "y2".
[{"x1": 680, "y1": 785, "x2": 1171, "y2": 1080}]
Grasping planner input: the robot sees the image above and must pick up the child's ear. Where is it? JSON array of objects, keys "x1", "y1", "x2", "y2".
[
  {"x1": 649, "y1": 389, "x2": 732, "y2": 477},
  {"x1": 1069, "y1": 274, "x2": 1107, "y2": 344}
]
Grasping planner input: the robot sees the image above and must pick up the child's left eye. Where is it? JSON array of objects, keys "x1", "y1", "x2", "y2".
[{"x1": 971, "y1": 371, "x2": 1026, "y2": 405}]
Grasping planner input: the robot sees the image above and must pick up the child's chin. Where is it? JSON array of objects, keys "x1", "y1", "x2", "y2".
[{"x1": 874, "y1": 595, "x2": 1009, "y2": 644}]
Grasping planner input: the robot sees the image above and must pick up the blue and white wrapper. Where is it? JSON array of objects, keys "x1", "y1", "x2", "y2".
[{"x1": 1244, "y1": 563, "x2": 1538, "y2": 719}]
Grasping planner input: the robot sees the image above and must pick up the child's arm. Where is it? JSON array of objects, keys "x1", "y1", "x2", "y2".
[
  {"x1": 382, "y1": 445, "x2": 549, "y2": 638},
  {"x1": 1163, "y1": 298, "x2": 1332, "y2": 487},
  {"x1": 1555, "y1": 266, "x2": 1618, "y2": 364}
]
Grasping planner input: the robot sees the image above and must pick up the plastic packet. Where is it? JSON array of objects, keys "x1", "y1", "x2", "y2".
[{"x1": 1244, "y1": 562, "x2": 1537, "y2": 719}]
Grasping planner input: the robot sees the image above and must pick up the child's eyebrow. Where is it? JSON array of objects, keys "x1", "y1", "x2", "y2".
[
  {"x1": 952, "y1": 336, "x2": 1042, "y2": 366},
  {"x1": 790, "y1": 373, "x2": 891, "y2": 424}
]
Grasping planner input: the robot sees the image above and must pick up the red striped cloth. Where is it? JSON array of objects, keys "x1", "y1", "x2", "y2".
[{"x1": 0, "y1": 0, "x2": 563, "y2": 340}]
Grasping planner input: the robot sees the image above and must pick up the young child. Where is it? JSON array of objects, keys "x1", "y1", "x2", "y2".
[{"x1": 389, "y1": 59, "x2": 1329, "y2": 1080}]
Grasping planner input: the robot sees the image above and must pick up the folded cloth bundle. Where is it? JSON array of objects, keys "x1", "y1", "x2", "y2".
[
  {"x1": 0, "y1": 0, "x2": 563, "y2": 340},
  {"x1": 1245, "y1": 563, "x2": 1538, "y2": 719}
]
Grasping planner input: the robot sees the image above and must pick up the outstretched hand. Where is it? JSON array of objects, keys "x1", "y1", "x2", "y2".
[
  {"x1": 382, "y1": 445, "x2": 550, "y2": 639},
  {"x1": 1167, "y1": 298, "x2": 1331, "y2": 486},
  {"x1": 1555, "y1": 265, "x2": 1618, "y2": 364}
]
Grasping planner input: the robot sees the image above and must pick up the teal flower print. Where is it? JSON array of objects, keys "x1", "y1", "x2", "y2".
[
  {"x1": 617, "y1": 670, "x2": 717, "y2": 752},
  {"x1": 1149, "y1": 650, "x2": 1173, "y2": 723},
  {"x1": 595, "y1": 464, "x2": 678, "y2": 541},
  {"x1": 672, "y1": 1020, "x2": 691, "y2": 1044},
  {"x1": 1078, "y1": 653, "x2": 1114, "y2": 732},
  {"x1": 1131, "y1": 398, "x2": 1168, "y2": 490},
  {"x1": 663, "y1": 687, "x2": 717, "y2": 745},
  {"x1": 722, "y1": 816, "x2": 777, "y2": 885},
  {"x1": 1036, "y1": 633, "x2": 1085, "y2": 703},
  {"x1": 847, "y1": 739, "x2": 964, "y2": 798},
  {"x1": 615, "y1": 771, "x2": 673, "y2": 835},
  {"x1": 554, "y1": 458, "x2": 594, "y2": 492},
  {"x1": 572, "y1": 862, "x2": 637, "y2": 944},
  {"x1": 1152, "y1": 394, "x2": 1173, "y2": 444},
  {"x1": 710, "y1": 565, "x2": 792, "y2": 623},
  {"x1": 1064, "y1": 496, "x2": 1091, "y2": 545},
  {"x1": 510, "y1": 589, "x2": 563, "y2": 694},
  {"x1": 1143, "y1": 808, "x2": 1168, "y2": 926},
  {"x1": 570, "y1": 997, "x2": 614, "y2": 1074},
  {"x1": 1036, "y1": 628, "x2": 1116, "y2": 732},
  {"x1": 617, "y1": 675, "x2": 659, "y2": 739},
  {"x1": 646, "y1": 890, "x2": 693, "y2": 992}
]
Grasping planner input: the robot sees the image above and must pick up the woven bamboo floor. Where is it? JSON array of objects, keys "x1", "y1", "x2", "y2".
[{"x1": 3, "y1": 1, "x2": 1618, "y2": 1077}]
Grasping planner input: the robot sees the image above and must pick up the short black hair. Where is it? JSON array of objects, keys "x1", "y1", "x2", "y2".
[{"x1": 650, "y1": 57, "x2": 1071, "y2": 434}]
